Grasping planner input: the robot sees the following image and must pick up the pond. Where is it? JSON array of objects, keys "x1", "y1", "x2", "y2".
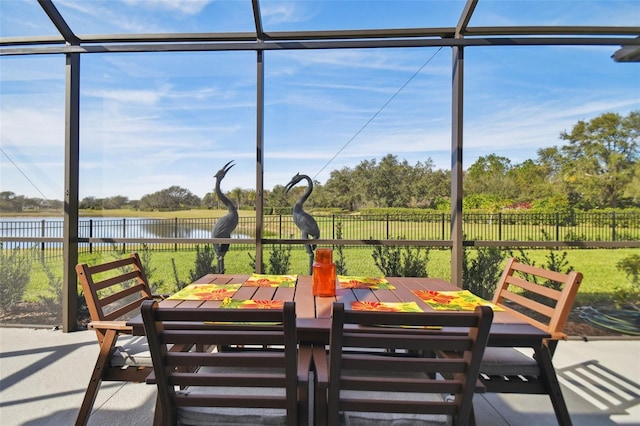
[{"x1": 0, "y1": 217, "x2": 250, "y2": 249}]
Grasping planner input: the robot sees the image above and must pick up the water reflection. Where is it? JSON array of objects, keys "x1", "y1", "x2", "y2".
[{"x1": 1, "y1": 217, "x2": 250, "y2": 248}]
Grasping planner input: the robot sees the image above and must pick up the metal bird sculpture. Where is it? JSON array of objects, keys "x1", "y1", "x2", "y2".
[
  {"x1": 212, "y1": 161, "x2": 238, "y2": 273},
  {"x1": 285, "y1": 173, "x2": 320, "y2": 274}
]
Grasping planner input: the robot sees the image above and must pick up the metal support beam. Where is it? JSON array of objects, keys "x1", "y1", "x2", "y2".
[
  {"x1": 450, "y1": 46, "x2": 464, "y2": 288},
  {"x1": 37, "y1": 0, "x2": 80, "y2": 45},
  {"x1": 255, "y1": 49, "x2": 265, "y2": 273},
  {"x1": 251, "y1": 0, "x2": 264, "y2": 41},
  {"x1": 456, "y1": 0, "x2": 478, "y2": 37},
  {"x1": 3, "y1": 35, "x2": 639, "y2": 56},
  {"x1": 62, "y1": 52, "x2": 80, "y2": 332}
]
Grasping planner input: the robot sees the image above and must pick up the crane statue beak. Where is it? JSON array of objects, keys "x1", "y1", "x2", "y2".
[
  {"x1": 215, "y1": 160, "x2": 235, "y2": 179},
  {"x1": 284, "y1": 173, "x2": 301, "y2": 193}
]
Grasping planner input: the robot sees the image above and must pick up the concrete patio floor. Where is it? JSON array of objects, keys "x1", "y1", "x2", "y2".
[{"x1": 1, "y1": 327, "x2": 639, "y2": 426}]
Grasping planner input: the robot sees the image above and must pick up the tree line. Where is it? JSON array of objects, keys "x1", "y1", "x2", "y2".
[{"x1": 2, "y1": 111, "x2": 638, "y2": 213}]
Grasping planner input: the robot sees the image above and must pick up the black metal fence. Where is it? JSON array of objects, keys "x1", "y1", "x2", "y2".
[{"x1": 2, "y1": 212, "x2": 639, "y2": 261}]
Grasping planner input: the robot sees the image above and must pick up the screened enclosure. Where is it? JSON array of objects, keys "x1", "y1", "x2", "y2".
[{"x1": 1, "y1": 0, "x2": 639, "y2": 331}]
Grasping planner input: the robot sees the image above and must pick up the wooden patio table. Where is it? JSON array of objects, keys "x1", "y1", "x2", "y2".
[
  {"x1": 129, "y1": 274, "x2": 549, "y2": 345},
  {"x1": 127, "y1": 274, "x2": 571, "y2": 425}
]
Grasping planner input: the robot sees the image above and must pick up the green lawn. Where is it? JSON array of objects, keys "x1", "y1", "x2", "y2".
[
  {"x1": 4, "y1": 208, "x2": 637, "y2": 307},
  {"x1": 21, "y1": 246, "x2": 638, "y2": 307}
]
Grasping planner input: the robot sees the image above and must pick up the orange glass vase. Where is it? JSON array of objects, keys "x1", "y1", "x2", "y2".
[{"x1": 312, "y1": 248, "x2": 336, "y2": 297}]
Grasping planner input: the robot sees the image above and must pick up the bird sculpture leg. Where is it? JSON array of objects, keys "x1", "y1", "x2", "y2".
[
  {"x1": 217, "y1": 255, "x2": 225, "y2": 274},
  {"x1": 306, "y1": 245, "x2": 314, "y2": 275},
  {"x1": 302, "y1": 232, "x2": 315, "y2": 275}
]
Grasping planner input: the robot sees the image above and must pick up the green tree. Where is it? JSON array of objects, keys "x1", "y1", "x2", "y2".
[
  {"x1": 507, "y1": 159, "x2": 554, "y2": 203},
  {"x1": 465, "y1": 154, "x2": 516, "y2": 202},
  {"x1": 623, "y1": 161, "x2": 640, "y2": 204},
  {"x1": 411, "y1": 164, "x2": 450, "y2": 208},
  {"x1": 201, "y1": 192, "x2": 217, "y2": 209},
  {"x1": 102, "y1": 195, "x2": 129, "y2": 209},
  {"x1": 139, "y1": 185, "x2": 201, "y2": 210},
  {"x1": 230, "y1": 187, "x2": 243, "y2": 209},
  {"x1": 245, "y1": 189, "x2": 256, "y2": 209},
  {"x1": 324, "y1": 167, "x2": 363, "y2": 210},
  {"x1": 264, "y1": 184, "x2": 290, "y2": 210},
  {"x1": 80, "y1": 196, "x2": 100, "y2": 209},
  {"x1": 559, "y1": 111, "x2": 639, "y2": 209},
  {"x1": 368, "y1": 154, "x2": 413, "y2": 207},
  {"x1": 0, "y1": 191, "x2": 22, "y2": 212}
]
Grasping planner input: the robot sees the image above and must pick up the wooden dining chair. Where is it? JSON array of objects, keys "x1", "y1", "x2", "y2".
[
  {"x1": 141, "y1": 300, "x2": 312, "y2": 426},
  {"x1": 313, "y1": 303, "x2": 493, "y2": 426},
  {"x1": 75, "y1": 253, "x2": 163, "y2": 426},
  {"x1": 479, "y1": 257, "x2": 583, "y2": 425}
]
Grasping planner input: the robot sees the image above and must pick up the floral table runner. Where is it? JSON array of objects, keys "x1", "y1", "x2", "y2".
[
  {"x1": 220, "y1": 298, "x2": 285, "y2": 309},
  {"x1": 167, "y1": 283, "x2": 241, "y2": 300},
  {"x1": 338, "y1": 276, "x2": 395, "y2": 290},
  {"x1": 244, "y1": 274, "x2": 297, "y2": 287},
  {"x1": 349, "y1": 301, "x2": 444, "y2": 329},
  {"x1": 412, "y1": 290, "x2": 505, "y2": 311},
  {"x1": 350, "y1": 300, "x2": 422, "y2": 312}
]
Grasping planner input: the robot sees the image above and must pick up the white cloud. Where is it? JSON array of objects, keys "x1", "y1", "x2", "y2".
[
  {"x1": 0, "y1": 107, "x2": 64, "y2": 147},
  {"x1": 260, "y1": 2, "x2": 312, "y2": 25},
  {"x1": 86, "y1": 88, "x2": 165, "y2": 105},
  {"x1": 123, "y1": 0, "x2": 213, "y2": 15}
]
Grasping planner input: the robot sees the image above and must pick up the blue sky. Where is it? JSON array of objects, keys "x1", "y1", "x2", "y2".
[{"x1": 1, "y1": 0, "x2": 639, "y2": 201}]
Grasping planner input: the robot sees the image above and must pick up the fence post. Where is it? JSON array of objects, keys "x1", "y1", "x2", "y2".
[
  {"x1": 612, "y1": 211, "x2": 616, "y2": 241},
  {"x1": 442, "y1": 213, "x2": 445, "y2": 240},
  {"x1": 498, "y1": 213, "x2": 502, "y2": 241},
  {"x1": 89, "y1": 219, "x2": 93, "y2": 253},
  {"x1": 555, "y1": 212, "x2": 560, "y2": 241},
  {"x1": 175, "y1": 217, "x2": 178, "y2": 252},
  {"x1": 332, "y1": 215, "x2": 335, "y2": 241},
  {"x1": 40, "y1": 219, "x2": 45, "y2": 263},
  {"x1": 122, "y1": 218, "x2": 126, "y2": 253},
  {"x1": 386, "y1": 214, "x2": 389, "y2": 240}
]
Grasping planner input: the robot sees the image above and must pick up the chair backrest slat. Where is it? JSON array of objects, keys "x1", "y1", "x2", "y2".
[
  {"x1": 492, "y1": 257, "x2": 583, "y2": 340},
  {"x1": 76, "y1": 253, "x2": 153, "y2": 324},
  {"x1": 142, "y1": 300, "x2": 298, "y2": 426},
  {"x1": 90, "y1": 270, "x2": 144, "y2": 291},
  {"x1": 504, "y1": 274, "x2": 563, "y2": 300},
  {"x1": 342, "y1": 333, "x2": 474, "y2": 352},
  {"x1": 498, "y1": 289, "x2": 557, "y2": 319},
  {"x1": 327, "y1": 302, "x2": 493, "y2": 426}
]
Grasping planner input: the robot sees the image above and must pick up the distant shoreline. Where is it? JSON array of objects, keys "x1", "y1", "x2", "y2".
[{"x1": 0, "y1": 209, "x2": 254, "y2": 219}]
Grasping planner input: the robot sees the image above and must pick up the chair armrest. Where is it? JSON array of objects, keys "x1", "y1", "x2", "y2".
[
  {"x1": 311, "y1": 345, "x2": 329, "y2": 389},
  {"x1": 152, "y1": 293, "x2": 170, "y2": 300},
  {"x1": 88, "y1": 320, "x2": 132, "y2": 332},
  {"x1": 549, "y1": 331, "x2": 567, "y2": 341},
  {"x1": 298, "y1": 344, "x2": 313, "y2": 385}
]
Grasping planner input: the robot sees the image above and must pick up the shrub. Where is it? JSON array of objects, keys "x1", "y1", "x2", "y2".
[
  {"x1": 268, "y1": 245, "x2": 292, "y2": 275},
  {"x1": 334, "y1": 222, "x2": 348, "y2": 275},
  {"x1": 617, "y1": 254, "x2": 640, "y2": 286},
  {"x1": 189, "y1": 245, "x2": 217, "y2": 283},
  {"x1": 37, "y1": 258, "x2": 63, "y2": 313},
  {"x1": 371, "y1": 240, "x2": 429, "y2": 277},
  {"x1": 0, "y1": 245, "x2": 36, "y2": 312},
  {"x1": 613, "y1": 254, "x2": 640, "y2": 308},
  {"x1": 247, "y1": 252, "x2": 264, "y2": 272},
  {"x1": 139, "y1": 243, "x2": 164, "y2": 290},
  {"x1": 247, "y1": 245, "x2": 291, "y2": 274},
  {"x1": 171, "y1": 258, "x2": 188, "y2": 291},
  {"x1": 463, "y1": 246, "x2": 504, "y2": 299}
]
